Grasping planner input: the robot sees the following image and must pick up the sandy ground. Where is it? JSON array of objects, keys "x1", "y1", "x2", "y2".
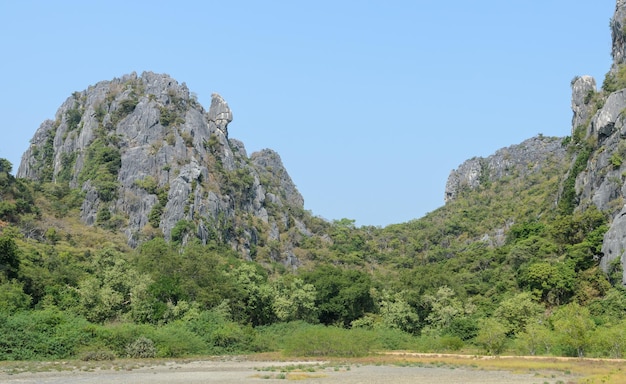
[{"x1": 0, "y1": 359, "x2": 571, "y2": 384}]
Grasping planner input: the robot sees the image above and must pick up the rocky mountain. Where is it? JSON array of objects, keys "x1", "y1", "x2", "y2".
[
  {"x1": 444, "y1": 135, "x2": 567, "y2": 204},
  {"x1": 17, "y1": 72, "x2": 317, "y2": 265},
  {"x1": 446, "y1": 0, "x2": 626, "y2": 284}
]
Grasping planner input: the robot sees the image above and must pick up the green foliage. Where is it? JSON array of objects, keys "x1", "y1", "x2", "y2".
[
  {"x1": 422, "y1": 286, "x2": 474, "y2": 332},
  {"x1": 558, "y1": 145, "x2": 591, "y2": 214},
  {"x1": 493, "y1": 292, "x2": 543, "y2": 335},
  {"x1": 271, "y1": 276, "x2": 318, "y2": 323},
  {"x1": 110, "y1": 96, "x2": 139, "y2": 125},
  {"x1": 611, "y1": 151, "x2": 624, "y2": 168},
  {"x1": 301, "y1": 265, "x2": 374, "y2": 326},
  {"x1": 551, "y1": 302, "x2": 595, "y2": 357},
  {"x1": 148, "y1": 202, "x2": 164, "y2": 228},
  {"x1": 0, "y1": 158, "x2": 12, "y2": 174},
  {"x1": 65, "y1": 107, "x2": 82, "y2": 131},
  {"x1": 475, "y1": 318, "x2": 508, "y2": 355},
  {"x1": 80, "y1": 349, "x2": 116, "y2": 361},
  {"x1": 602, "y1": 64, "x2": 626, "y2": 93},
  {"x1": 134, "y1": 175, "x2": 158, "y2": 194},
  {"x1": 515, "y1": 319, "x2": 553, "y2": 356},
  {"x1": 171, "y1": 219, "x2": 195, "y2": 244},
  {"x1": 183, "y1": 308, "x2": 256, "y2": 354},
  {"x1": 0, "y1": 234, "x2": 20, "y2": 279},
  {"x1": 125, "y1": 336, "x2": 156, "y2": 358},
  {"x1": 78, "y1": 139, "x2": 122, "y2": 202},
  {"x1": 592, "y1": 319, "x2": 626, "y2": 358},
  {"x1": 0, "y1": 280, "x2": 31, "y2": 312},
  {"x1": 518, "y1": 261, "x2": 576, "y2": 305},
  {"x1": 282, "y1": 324, "x2": 375, "y2": 357},
  {"x1": 152, "y1": 322, "x2": 207, "y2": 357},
  {"x1": 0, "y1": 309, "x2": 92, "y2": 360}
]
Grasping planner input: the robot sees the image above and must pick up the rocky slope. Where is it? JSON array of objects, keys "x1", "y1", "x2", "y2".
[
  {"x1": 446, "y1": 0, "x2": 626, "y2": 283},
  {"x1": 17, "y1": 72, "x2": 314, "y2": 265},
  {"x1": 444, "y1": 135, "x2": 567, "y2": 204}
]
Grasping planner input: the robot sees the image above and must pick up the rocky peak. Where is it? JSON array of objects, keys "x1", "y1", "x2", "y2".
[
  {"x1": 17, "y1": 71, "x2": 314, "y2": 266},
  {"x1": 444, "y1": 136, "x2": 567, "y2": 203},
  {"x1": 611, "y1": 0, "x2": 626, "y2": 72},
  {"x1": 571, "y1": 75, "x2": 597, "y2": 133},
  {"x1": 207, "y1": 93, "x2": 232, "y2": 138}
]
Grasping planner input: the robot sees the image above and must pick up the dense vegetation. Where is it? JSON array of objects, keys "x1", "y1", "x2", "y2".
[{"x1": 1, "y1": 136, "x2": 625, "y2": 361}]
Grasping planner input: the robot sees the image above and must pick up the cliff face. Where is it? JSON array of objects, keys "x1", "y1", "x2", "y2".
[
  {"x1": 444, "y1": 136, "x2": 567, "y2": 204},
  {"x1": 17, "y1": 72, "x2": 309, "y2": 265},
  {"x1": 445, "y1": 0, "x2": 626, "y2": 283}
]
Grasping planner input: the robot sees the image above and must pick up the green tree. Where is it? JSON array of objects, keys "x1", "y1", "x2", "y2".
[
  {"x1": 226, "y1": 263, "x2": 274, "y2": 325},
  {"x1": 422, "y1": 286, "x2": 474, "y2": 332},
  {"x1": 593, "y1": 320, "x2": 626, "y2": 358},
  {"x1": 475, "y1": 318, "x2": 508, "y2": 355},
  {"x1": 0, "y1": 280, "x2": 31, "y2": 312},
  {"x1": 518, "y1": 262, "x2": 576, "y2": 305},
  {"x1": 271, "y1": 276, "x2": 318, "y2": 323},
  {"x1": 493, "y1": 292, "x2": 544, "y2": 335},
  {"x1": 515, "y1": 318, "x2": 553, "y2": 356},
  {"x1": 77, "y1": 248, "x2": 151, "y2": 323},
  {"x1": 302, "y1": 265, "x2": 374, "y2": 326},
  {"x1": 551, "y1": 302, "x2": 595, "y2": 357},
  {"x1": 378, "y1": 290, "x2": 420, "y2": 334},
  {"x1": 0, "y1": 234, "x2": 20, "y2": 280}
]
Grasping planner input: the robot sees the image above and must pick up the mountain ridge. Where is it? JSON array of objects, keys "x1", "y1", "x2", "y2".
[{"x1": 16, "y1": 71, "x2": 317, "y2": 265}]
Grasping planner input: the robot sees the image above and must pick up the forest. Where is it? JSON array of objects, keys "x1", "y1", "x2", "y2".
[{"x1": 1, "y1": 136, "x2": 626, "y2": 362}]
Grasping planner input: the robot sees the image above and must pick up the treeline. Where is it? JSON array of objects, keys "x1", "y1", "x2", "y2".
[{"x1": 2, "y1": 155, "x2": 626, "y2": 360}]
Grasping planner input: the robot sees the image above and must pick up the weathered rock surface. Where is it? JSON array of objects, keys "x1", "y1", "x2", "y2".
[
  {"x1": 610, "y1": 0, "x2": 626, "y2": 73},
  {"x1": 444, "y1": 136, "x2": 567, "y2": 203},
  {"x1": 571, "y1": 75, "x2": 597, "y2": 131},
  {"x1": 575, "y1": 0, "x2": 626, "y2": 282},
  {"x1": 17, "y1": 71, "x2": 314, "y2": 265}
]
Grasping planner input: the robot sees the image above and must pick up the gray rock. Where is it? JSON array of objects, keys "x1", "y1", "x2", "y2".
[
  {"x1": 571, "y1": 75, "x2": 597, "y2": 133},
  {"x1": 601, "y1": 204, "x2": 626, "y2": 283},
  {"x1": 444, "y1": 136, "x2": 567, "y2": 203},
  {"x1": 611, "y1": 0, "x2": 626, "y2": 72},
  {"x1": 17, "y1": 71, "x2": 314, "y2": 266}
]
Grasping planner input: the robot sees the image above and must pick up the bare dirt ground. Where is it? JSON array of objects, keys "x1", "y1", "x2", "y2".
[{"x1": 0, "y1": 357, "x2": 572, "y2": 384}]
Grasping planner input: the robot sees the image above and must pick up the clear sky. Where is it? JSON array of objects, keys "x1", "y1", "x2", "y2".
[{"x1": 0, "y1": 1, "x2": 617, "y2": 227}]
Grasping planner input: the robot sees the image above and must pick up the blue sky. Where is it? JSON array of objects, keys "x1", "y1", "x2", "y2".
[{"x1": 0, "y1": 1, "x2": 616, "y2": 227}]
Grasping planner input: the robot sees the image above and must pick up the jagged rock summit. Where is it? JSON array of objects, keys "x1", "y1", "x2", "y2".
[
  {"x1": 444, "y1": 135, "x2": 566, "y2": 204},
  {"x1": 18, "y1": 71, "x2": 310, "y2": 264}
]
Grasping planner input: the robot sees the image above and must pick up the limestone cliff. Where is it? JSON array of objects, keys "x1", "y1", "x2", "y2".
[
  {"x1": 444, "y1": 136, "x2": 567, "y2": 204},
  {"x1": 564, "y1": 1, "x2": 626, "y2": 282},
  {"x1": 443, "y1": 0, "x2": 626, "y2": 283},
  {"x1": 17, "y1": 72, "x2": 312, "y2": 265}
]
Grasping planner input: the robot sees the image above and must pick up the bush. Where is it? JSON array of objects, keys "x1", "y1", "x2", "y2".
[
  {"x1": 80, "y1": 349, "x2": 115, "y2": 361},
  {"x1": 283, "y1": 325, "x2": 375, "y2": 357},
  {"x1": 183, "y1": 309, "x2": 256, "y2": 354},
  {"x1": 0, "y1": 309, "x2": 93, "y2": 360},
  {"x1": 152, "y1": 322, "x2": 206, "y2": 357},
  {"x1": 126, "y1": 336, "x2": 156, "y2": 358},
  {"x1": 94, "y1": 322, "x2": 154, "y2": 357}
]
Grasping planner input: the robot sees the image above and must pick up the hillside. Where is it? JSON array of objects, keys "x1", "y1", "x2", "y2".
[
  {"x1": 16, "y1": 72, "x2": 327, "y2": 266},
  {"x1": 3, "y1": 0, "x2": 626, "y2": 363}
]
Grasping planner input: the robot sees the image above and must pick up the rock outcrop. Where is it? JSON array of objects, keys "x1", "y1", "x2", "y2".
[
  {"x1": 17, "y1": 71, "x2": 314, "y2": 266},
  {"x1": 444, "y1": 136, "x2": 567, "y2": 203},
  {"x1": 571, "y1": 0, "x2": 626, "y2": 283}
]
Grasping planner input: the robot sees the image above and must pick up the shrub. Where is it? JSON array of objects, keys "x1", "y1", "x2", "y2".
[
  {"x1": 0, "y1": 309, "x2": 93, "y2": 360},
  {"x1": 94, "y1": 322, "x2": 154, "y2": 356},
  {"x1": 283, "y1": 325, "x2": 375, "y2": 357},
  {"x1": 152, "y1": 322, "x2": 207, "y2": 357},
  {"x1": 183, "y1": 309, "x2": 256, "y2": 354},
  {"x1": 126, "y1": 336, "x2": 156, "y2": 358},
  {"x1": 80, "y1": 349, "x2": 115, "y2": 361}
]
